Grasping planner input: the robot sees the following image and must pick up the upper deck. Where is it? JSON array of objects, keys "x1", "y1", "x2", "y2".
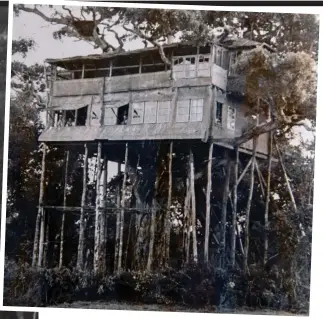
[{"x1": 39, "y1": 38, "x2": 273, "y2": 156}]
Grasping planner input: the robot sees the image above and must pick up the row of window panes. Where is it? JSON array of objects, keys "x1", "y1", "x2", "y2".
[
  {"x1": 176, "y1": 99, "x2": 203, "y2": 123},
  {"x1": 104, "y1": 99, "x2": 236, "y2": 128}
]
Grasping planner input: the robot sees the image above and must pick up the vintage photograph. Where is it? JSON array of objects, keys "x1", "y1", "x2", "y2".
[
  {"x1": 0, "y1": 312, "x2": 38, "y2": 319},
  {"x1": 3, "y1": 2, "x2": 319, "y2": 316}
]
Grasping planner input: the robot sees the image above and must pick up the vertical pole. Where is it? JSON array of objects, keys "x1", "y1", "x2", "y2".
[
  {"x1": 230, "y1": 147, "x2": 239, "y2": 268},
  {"x1": 37, "y1": 143, "x2": 47, "y2": 268},
  {"x1": 59, "y1": 150, "x2": 69, "y2": 269},
  {"x1": 189, "y1": 148, "x2": 198, "y2": 263},
  {"x1": 99, "y1": 154, "x2": 108, "y2": 272},
  {"x1": 118, "y1": 142, "x2": 128, "y2": 272},
  {"x1": 164, "y1": 141, "x2": 173, "y2": 267},
  {"x1": 147, "y1": 144, "x2": 159, "y2": 272},
  {"x1": 114, "y1": 162, "x2": 121, "y2": 272},
  {"x1": 244, "y1": 137, "x2": 258, "y2": 274},
  {"x1": 264, "y1": 130, "x2": 272, "y2": 265},
  {"x1": 81, "y1": 63, "x2": 85, "y2": 79},
  {"x1": 220, "y1": 156, "x2": 232, "y2": 268},
  {"x1": 94, "y1": 141, "x2": 102, "y2": 273},
  {"x1": 77, "y1": 143, "x2": 88, "y2": 270},
  {"x1": 204, "y1": 142, "x2": 213, "y2": 263},
  {"x1": 44, "y1": 213, "x2": 50, "y2": 268},
  {"x1": 32, "y1": 144, "x2": 46, "y2": 267},
  {"x1": 184, "y1": 173, "x2": 191, "y2": 264}
]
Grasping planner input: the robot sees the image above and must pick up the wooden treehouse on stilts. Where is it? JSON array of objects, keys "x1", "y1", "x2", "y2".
[{"x1": 33, "y1": 36, "x2": 276, "y2": 274}]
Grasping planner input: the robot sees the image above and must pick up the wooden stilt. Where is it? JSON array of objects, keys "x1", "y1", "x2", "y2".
[
  {"x1": 230, "y1": 147, "x2": 239, "y2": 268},
  {"x1": 204, "y1": 141, "x2": 213, "y2": 263},
  {"x1": 77, "y1": 143, "x2": 88, "y2": 270},
  {"x1": 94, "y1": 141, "x2": 102, "y2": 273},
  {"x1": 189, "y1": 148, "x2": 198, "y2": 263},
  {"x1": 99, "y1": 154, "x2": 108, "y2": 272},
  {"x1": 164, "y1": 141, "x2": 173, "y2": 267},
  {"x1": 264, "y1": 131, "x2": 273, "y2": 265},
  {"x1": 183, "y1": 173, "x2": 191, "y2": 264},
  {"x1": 147, "y1": 145, "x2": 160, "y2": 272},
  {"x1": 35, "y1": 143, "x2": 47, "y2": 268},
  {"x1": 117, "y1": 142, "x2": 128, "y2": 272},
  {"x1": 44, "y1": 213, "x2": 50, "y2": 268},
  {"x1": 244, "y1": 137, "x2": 258, "y2": 274},
  {"x1": 220, "y1": 155, "x2": 232, "y2": 268},
  {"x1": 59, "y1": 150, "x2": 69, "y2": 269},
  {"x1": 114, "y1": 162, "x2": 121, "y2": 273}
]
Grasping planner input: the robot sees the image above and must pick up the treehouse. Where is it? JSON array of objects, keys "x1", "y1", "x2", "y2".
[
  {"x1": 33, "y1": 37, "x2": 276, "y2": 273},
  {"x1": 39, "y1": 37, "x2": 273, "y2": 158}
]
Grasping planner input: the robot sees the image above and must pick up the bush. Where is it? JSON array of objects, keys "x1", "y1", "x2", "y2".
[{"x1": 3, "y1": 259, "x2": 309, "y2": 313}]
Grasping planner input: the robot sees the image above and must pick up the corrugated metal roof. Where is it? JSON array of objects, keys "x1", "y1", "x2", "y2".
[{"x1": 45, "y1": 39, "x2": 273, "y2": 66}]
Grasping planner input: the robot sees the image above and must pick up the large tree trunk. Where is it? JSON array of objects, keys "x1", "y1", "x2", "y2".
[
  {"x1": 117, "y1": 143, "x2": 128, "y2": 273},
  {"x1": 36, "y1": 144, "x2": 47, "y2": 268},
  {"x1": 189, "y1": 149, "x2": 198, "y2": 263},
  {"x1": 230, "y1": 147, "x2": 239, "y2": 268},
  {"x1": 114, "y1": 162, "x2": 121, "y2": 272},
  {"x1": 94, "y1": 141, "x2": 102, "y2": 273},
  {"x1": 164, "y1": 141, "x2": 173, "y2": 267},
  {"x1": 244, "y1": 137, "x2": 258, "y2": 274},
  {"x1": 264, "y1": 131, "x2": 273, "y2": 265},
  {"x1": 77, "y1": 143, "x2": 88, "y2": 270},
  {"x1": 204, "y1": 142, "x2": 213, "y2": 263},
  {"x1": 59, "y1": 150, "x2": 69, "y2": 269},
  {"x1": 220, "y1": 156, "x2": 232, "y2": 268}
]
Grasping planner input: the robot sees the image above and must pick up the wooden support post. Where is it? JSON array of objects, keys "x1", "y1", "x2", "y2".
[
  {"x1": 99, "y1": 154, "x2": 108, "y2": 272},
  {"x1": 114, "y1": 162, "x2": 121, "y2": 273},
  {"x1": 274, "y1": 137, "x2": 305, "y2": 237},
  {"x1": 44, "y1": 214, "x2": 50, "y2": 268},
  {"x1": 183, "y1": 173, "x2": 191, "y2": 264},
  {"x1": 189, "y1": 148, "x2": 198, "y2": 263},
  {"x1": 81, "y1": 63, "x2": 85, "y2": 79},
  {"x1": 117, "y1": 143, "x2": 128, "y2": 273},
  {"x1": 244, "y1": 137, "x2": 258, "y2": 274},
  {"x1": 147, "y1": 145, "x2": 160, "y2": 272},
  {"x1": 94, "y1": 141, "x2": 102, "y2": 273},
  {"x1": 59, "y1": 150, "x2": 69, "y2": 269},
  {"x1": 204, "y1": 142, "x2": 213, "y2": 263},
  {"x1": 230, "y1": 147, "x2": 239, "y2": 268},
  {"x1": 220, "y1": 156, "x2": 232, "y2": 268},
  {"x1": 164, "y1": 141, "x2": 173, "y2": 267},
  {"x1": 33, "y1": 143, "x2": 46, "y2": 268},
  {"x1": 264, "y1": 131, "x2": 273, "y2": 265},
  {"x1": 77, "y1": 143, "x2": 88, "y2": 270}
]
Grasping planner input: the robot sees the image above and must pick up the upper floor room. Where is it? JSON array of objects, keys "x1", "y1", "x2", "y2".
[{"x1": 45, "y1": 37, "x2": 273, "y2": 95}]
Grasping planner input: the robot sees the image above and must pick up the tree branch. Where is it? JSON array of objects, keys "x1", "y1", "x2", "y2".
[{"x1": 123, "y1": 25, "x2": 171, "y2": 66}]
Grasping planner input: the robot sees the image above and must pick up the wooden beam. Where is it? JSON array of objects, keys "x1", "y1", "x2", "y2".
[
  {"x1": 77, "y1": 143, "x2": 88, "y2": 270},
  {"x1": 164, "y1": 141, "x2": 173, "y2": 267},
  {"x1": 264, "y1": 130, "x2": 273, "y2": 265},
  {"x1": 94, "y1": 141, "x2": 102, "y2": 273},
  {"x1": 114, "y1": 162, "x2": 121, "y2": 273},
  {"x1": 59, "y1": 150, "x2": 69, "y2": 269},
  {"x1": 244, "y1": 137, "x2": 258, "y2": 274},
  {"x1": 190, "y1": 148, "x2": 198, "y2": 263},
  {"x1": 34, "y1": 143, "x2": 46, "y2": 268},
  {"x1": 230, "y1": 147, "x2": 239, "y2": 268},
  {"x1": 118, "y1": 143, "x2": 129, "y2": 273},
  {"x1": 204, "y1": 141, "x2": 213, "y2": 263}
]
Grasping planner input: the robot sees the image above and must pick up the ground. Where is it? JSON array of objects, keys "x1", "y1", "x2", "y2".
[{"x1": 52, "y1": 301, "x2": 304, "y2": 316}]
